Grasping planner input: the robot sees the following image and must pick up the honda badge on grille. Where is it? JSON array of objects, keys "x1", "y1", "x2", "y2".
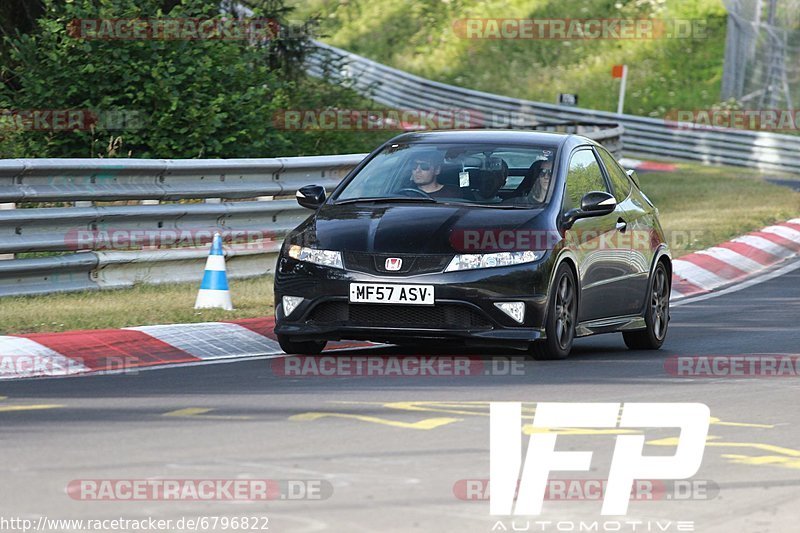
[{"x1": 385, "y1": 257, "x2": 402, "y2": 271}]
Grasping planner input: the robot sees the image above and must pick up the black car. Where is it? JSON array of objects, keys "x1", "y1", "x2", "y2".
[{"x1": 273, "y1": 130, "x2": 671, "y2": 359}]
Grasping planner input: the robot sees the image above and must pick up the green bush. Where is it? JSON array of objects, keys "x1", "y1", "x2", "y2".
[{"x1": 0, "y1": 0, "x2": 391, "y2": 158}]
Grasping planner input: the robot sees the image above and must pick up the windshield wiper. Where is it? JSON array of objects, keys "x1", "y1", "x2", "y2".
[
  {"x1": 334, "y1": 196, "x2": 438, "y2": 205},
  {"x1": 460, "y1": 203, "x2": 539, "y2": 209}
]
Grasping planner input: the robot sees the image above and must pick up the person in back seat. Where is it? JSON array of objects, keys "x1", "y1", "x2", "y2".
[{"x1": 471, "y1": 157, "x2": 508, "y2": 203}]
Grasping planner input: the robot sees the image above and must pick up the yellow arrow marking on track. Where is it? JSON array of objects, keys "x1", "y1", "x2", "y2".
[
  {"x1": 0, "y1": 404, "x2": 63, "y2": 412},
  {"x1": 334, "y1": 403, "x2": 769, "y2": 429},
  {"x1": 289, "y1": 412, "x2": 461, "y2": 430},
  {"x1": 523, "y1": 425, "x2": 639, "y2": 436},
  {"x1": 721, "y1": 454, "x2": 800, "y2": 469},
  {"x1": 648, "y1": 435, "x2": 800, "y2": 470},
  {"x1": 163, "y1": 408, "x2": 252, "y2": 420},
  {"x1": 648, "y1": 436, "x2": 800, "y2": 457},
  {"x1": 708, "y1": 416, "x2": 774, "y2": 429},
  {"x1": 0, "y1": 396, "x2": 62, "y2": 412}
]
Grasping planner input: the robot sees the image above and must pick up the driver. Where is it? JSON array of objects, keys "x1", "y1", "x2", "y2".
[{"x1": 409, "y1": 150, "x2": 459, "y2": 199}]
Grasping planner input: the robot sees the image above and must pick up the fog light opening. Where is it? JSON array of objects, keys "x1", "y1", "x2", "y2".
[
  {"x1": 494, "y1": 301, "x2": 525, "y2": 324},
  {"x1": 282, "y1": 296, "x2": 304, "y2": 317}
]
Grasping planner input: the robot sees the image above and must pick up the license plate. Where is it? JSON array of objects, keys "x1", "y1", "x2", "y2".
[{"x1": 349, "y1": 283, "x2": 434, "y2": 305}]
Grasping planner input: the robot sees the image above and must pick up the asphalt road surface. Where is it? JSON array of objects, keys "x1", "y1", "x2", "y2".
[{"x1": 1, "y1": 259, "x2": 799, "y2": 533}]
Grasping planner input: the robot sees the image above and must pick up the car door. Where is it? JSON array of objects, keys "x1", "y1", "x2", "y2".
[
  {"x1": 595, "y1": 147, "x2": 650, "y2": 315},
  {"x1": 562, "y1": 148, "x2": 630, "y2": 321}
]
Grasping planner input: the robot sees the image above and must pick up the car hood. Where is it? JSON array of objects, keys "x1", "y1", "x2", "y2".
[{"x1": 291, "y1": 202, "x2": 549, "y2": 254}]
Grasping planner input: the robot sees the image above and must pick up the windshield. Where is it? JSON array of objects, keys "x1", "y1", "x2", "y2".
[{"x1": 334, "y1": 142, "x2": 557, "y2": 208}]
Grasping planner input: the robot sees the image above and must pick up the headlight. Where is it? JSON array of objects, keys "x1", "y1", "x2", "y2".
[
  {"x1": 445, "y1": 250, "x2": 544, "y2": 272},
  {"x1": 287, "y1": 245, "x2": 343, "y2": 269}
]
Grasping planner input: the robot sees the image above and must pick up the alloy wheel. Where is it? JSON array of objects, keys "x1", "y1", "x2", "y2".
[{"x1": 554, "y1": 274, "x2": 576, "y2": 350}]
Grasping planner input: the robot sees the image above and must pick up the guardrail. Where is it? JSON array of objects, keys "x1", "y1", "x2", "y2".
[
  {"x1": 0, "y1": 129, "x2": 622, "y2": 296},
  {"x1": 0, "y1": 156, "x2": 362, "y2": 296},
  {"x1": 0, "y1": 47, "x2": 629, "y2": 297},
  {"x1": 309, "y1": 41, "x2": 800, "y2": 174}
]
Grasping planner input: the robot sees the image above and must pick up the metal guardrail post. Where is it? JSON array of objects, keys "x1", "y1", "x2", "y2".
[{"x1": 0, "y1": 203, "x2": 14, "y2": 260}]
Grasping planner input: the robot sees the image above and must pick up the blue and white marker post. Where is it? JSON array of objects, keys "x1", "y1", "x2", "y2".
[{"x1": 194, "y1": 232, "x2": 233, "y2": 310}]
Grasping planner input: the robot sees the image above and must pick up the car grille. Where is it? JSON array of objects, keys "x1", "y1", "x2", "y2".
[
  {"x1": 344, "y1": 252, "x2": 452, "y2": 275},
  {"x1": 307, "y1": 302, "x2": 493, "y2": 329}
]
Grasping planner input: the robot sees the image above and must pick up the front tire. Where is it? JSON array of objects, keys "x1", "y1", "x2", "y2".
[
  {"x1": 623, "y1": 261, "x2": 669, "y2": 350},
  {"x1": 529, "y1": 263, "x2": 577, "y2": 360},
  {"x1": 277, "y1": 334, "x2": 327, "y2": 355}
]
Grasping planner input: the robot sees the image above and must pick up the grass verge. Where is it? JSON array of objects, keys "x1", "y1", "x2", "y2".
[
  {"x1": 0, "y1": 161, "x2": 796, "y2": 335},
  {"x1": 0, "y1": 277, "x2": 273, "y2": 335},
  {"x1": 638, "y1": 163, "x2": 800, "y2": 256}
]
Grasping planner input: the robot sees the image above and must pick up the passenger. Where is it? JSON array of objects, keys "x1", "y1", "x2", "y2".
[{"x1": 531, "y1": 158, "x2": 553, "y2": 203}]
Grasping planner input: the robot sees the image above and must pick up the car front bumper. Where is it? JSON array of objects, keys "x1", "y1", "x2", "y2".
[{"x1": 273, "y1": 254, "x2": 555, "y2": 348}]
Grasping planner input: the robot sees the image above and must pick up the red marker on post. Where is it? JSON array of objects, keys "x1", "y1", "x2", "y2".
[{"x1": 612, "y1": 64, "x2": 628, "y2": 115}]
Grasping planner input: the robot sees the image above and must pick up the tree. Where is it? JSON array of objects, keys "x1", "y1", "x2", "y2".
[{"x1": 0, "y1": 0, "x2": 389, "y2": 158}]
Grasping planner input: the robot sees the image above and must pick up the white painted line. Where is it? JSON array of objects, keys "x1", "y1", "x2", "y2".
[
  {"x1": 762, "y1": 225, "x2": 800, "y2": 244},
  {"x1": 732, "y1": 235, "x2": 795, "y2": 258},
  {"x1": 672, "y1": 257, "x2": 800, "y2": 307},
  {"x1": 790, "y1": 218, "x2": 800, "y2": 225},
  {"x1": 0, "y1": 336, "x2": 89, "y2": 379},
  {"x1": 696, "y1": 247, "x2": 764, "y2": 274},
  {"x1": 126, "y1": 322, "x2": 282, "y2": 360},
  {"x1": 672, "y1": 260, "x2": 729, "y2": 290}
]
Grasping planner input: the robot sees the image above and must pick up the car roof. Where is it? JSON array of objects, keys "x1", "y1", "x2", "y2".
[{"x1": 385, "y1": 129, "x2": 584, "y2": 149}]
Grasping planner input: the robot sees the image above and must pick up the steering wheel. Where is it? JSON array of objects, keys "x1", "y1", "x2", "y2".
[{"x1": 398, "y1": 187, "x2": 434, "y2": 199}]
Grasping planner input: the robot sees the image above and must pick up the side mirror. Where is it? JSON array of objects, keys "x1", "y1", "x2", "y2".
[
  {"x1": 296, "y1": 185, "x2": 326, "y2": 209},
  {"x1": 563, "y1": 191, "x2": 616, "y2": 228}
]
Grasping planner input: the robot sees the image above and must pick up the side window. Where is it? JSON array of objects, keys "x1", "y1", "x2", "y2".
[
  {"x1": 596, "y1": 147, "x2": 632, "y2": 202},
  {"x1": 563, "y1": 149, "x2": 608, "y2": 211}
]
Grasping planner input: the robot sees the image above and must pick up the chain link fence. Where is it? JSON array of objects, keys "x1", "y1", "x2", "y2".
[{"x1": 722, "y1": 0, "x2": 800, "y2": 110}]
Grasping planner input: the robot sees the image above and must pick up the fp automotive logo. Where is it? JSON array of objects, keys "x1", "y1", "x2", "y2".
[{"x1": 490, "y1": 402, "x2": 710, "y2": 517}]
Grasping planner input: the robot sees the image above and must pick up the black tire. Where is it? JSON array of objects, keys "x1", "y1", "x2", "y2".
[
  {"x1": 529, "y1": 263, "x2": 577, "y2": 360},
  {"x1": 277, "y1": 334, "x2": 327, "y2": 355},
  {"x1": 623, "y1": 261, "x2": 670, "y2": 350}
]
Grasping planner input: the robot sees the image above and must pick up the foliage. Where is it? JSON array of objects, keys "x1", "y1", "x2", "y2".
[
  {"x1": 293, "y1": 0, "x2": 729, "y2": 117},
  {"x1": 0, "y1": 0, "x2": 389, "y2": 158}
]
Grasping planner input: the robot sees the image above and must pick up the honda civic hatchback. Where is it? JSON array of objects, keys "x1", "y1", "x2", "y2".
[{"x1": 273, "y1": 130, "x2": 671, "y2": 359}]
